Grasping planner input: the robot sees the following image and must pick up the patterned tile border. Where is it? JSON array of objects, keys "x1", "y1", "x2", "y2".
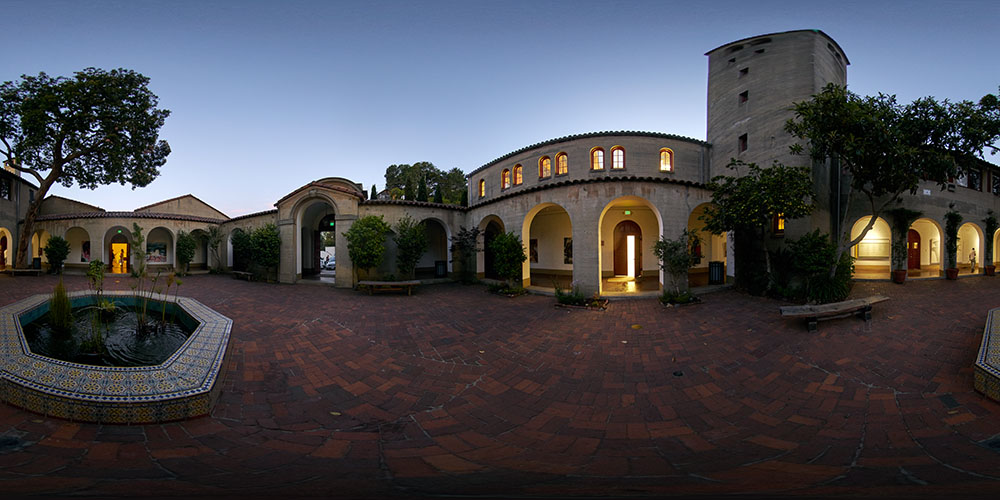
[
  {"x1": 974, "y1": 307, "x2": 1000, "y2": 403},
  {"x1": 0, "y1": 291, "x2": 232, "y2": 424}
]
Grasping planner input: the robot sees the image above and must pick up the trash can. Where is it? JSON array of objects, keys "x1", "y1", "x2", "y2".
[
  {"x1": 708, "y1": 261, "x2": 724, "y2": 285},
  {"x1": 32, "y1": 257, "x2": 41, "y2": 270},
  {"x1": 434, "y1": 260, "x2": 447, "y2": 278}
]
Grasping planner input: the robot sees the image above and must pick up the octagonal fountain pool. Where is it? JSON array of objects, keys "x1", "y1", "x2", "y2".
[{"x1": 0, "y1": 291, "x2": 232, "y2": 424}]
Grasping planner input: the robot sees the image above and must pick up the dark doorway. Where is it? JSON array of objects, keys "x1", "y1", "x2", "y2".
[
  {"x1": 613, "y1": 220, "x2": 642, "y2": 276},
  {"x1": 311, "y1": 214, "x2": 336, "y2": 277},
  {"x1": 907, "y1": 229, "x2": 920, "y2": 270},
  {"x1": 0, "y1": 235, "x2": 6, "y2": 268},
  {"x1": 484, "y1": 221, "x2": 502, "y2": 279}
]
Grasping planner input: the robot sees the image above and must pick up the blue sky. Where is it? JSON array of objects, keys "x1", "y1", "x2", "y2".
[{"x1": 3, "y1": 0, "x2": 998, "y2": 216}]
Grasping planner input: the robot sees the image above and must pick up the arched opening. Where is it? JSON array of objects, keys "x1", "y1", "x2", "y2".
[
  {"x1": 688, "y1": 203, "x2": 727, "y2": 287},
  {"x1": 295, "y1": 198, "x2": 336, "y2": 279},
  {"x1": 104, "y1": 226, "x2": 132, "y2": 274},
  {"x1": 958, "y1": 222, "x2": 984, "y2": 275},
  {"x1": 230, "y1": 228, "x2": 249, "y2": 272},
  {"x1": 521, "y1": 203, "x2": 573, "y2": 290},
  {"x1": 850, "y1": 216, "x2": 890, "y2": 279},
  {"x1": 0, "y1": 227, "x2": 13, "y2": 269},
  {"x1": 994, "y1": 228, "x2": 1000, "y2": 265},
  {"x1": 478, "y1": 216, "x2": 505, "y2": 280},
  {"x1": 417, "y1": 218, "x2": 450, "y2": 279},
  {"x1": 908, "y1": 218, "x2": 943, "y2": 278},
  {"x1": 65, "y1": 227, "x2": 92, "y2": 270},
  {"x1": 598, "y1": 196, "x2": 662, "y2": 294},
  {"x1": 316, "y1": 215, "x2": 336, "y2": 281},
  {"x1": 31, "y1": 229, "x2": 51, "y2": 268},
  {"x1": 190, "y1": 229, "x2": 209, "y2": 271},
  {"x1": 147, "y1": 226, "x2": 174, "y2": 270}
]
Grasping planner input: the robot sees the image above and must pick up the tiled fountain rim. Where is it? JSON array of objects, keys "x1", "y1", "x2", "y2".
[
  {"x1": 1, "y1": 290, "x2": 232, "y2": 404},
  {"x1": 973, "y1": 307, "x2": 1000, "y2": 403}
]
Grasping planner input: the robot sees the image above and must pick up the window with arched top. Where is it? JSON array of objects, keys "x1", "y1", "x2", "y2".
[
  {"x1": 513, "y1": 164, "x2": 523, "y2": 185},
  {"x1": 501, "y1": 169, "x2": 510, "y2": 189},
  {"x1": 539, "y1": 156, "x2": 551, "y2": 178},
  {"x1": 591, "y1": 148, "x2": 604, "y2": 170},
  {"x1": 659, "y1": 148, "x2": 674, "y2": 172},
  {"x1": 555, "y1": 153, "x2": 568, "y2": 175},
  {"x1": 478, "y1": 179, "x2": 485, "y2": 198},
  {"x1": 611, "y1": 146, "x2": 625, "y2": 169}
]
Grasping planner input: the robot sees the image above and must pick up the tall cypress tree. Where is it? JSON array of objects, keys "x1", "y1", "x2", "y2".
[
  {"x1": 417, "y1": 175, "x2": 429, "y2": 202},
  {"x1": 460, "y1": 189, "x2": 468, "y2": 207},
  {"x1": 404, "y1": 177, "x2": 416, "y2": 200},
  {"x1": 433, "y1": 183, "x2": 444, "y2": 203},
  {"x1": 370, "y1": 183, "x2": 377, "y2": 200}
]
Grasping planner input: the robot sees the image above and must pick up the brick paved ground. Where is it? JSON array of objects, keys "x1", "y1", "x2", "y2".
[{"x1": 0, "y1": 274, "x2": 999, "y2": 498}]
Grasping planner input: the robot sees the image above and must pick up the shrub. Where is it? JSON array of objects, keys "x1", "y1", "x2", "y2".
[
  {"x1": 944, "y1": 207, "x2": 962, "y2": 270},
  {"x1": 487, "y1": 231, "x2": 527, "y2": 287},
  {"x1": 555, "y1": 282, "x2": 587, "y2": 306},
  {"x1": 653, "y1": 230, "x2": 701, "y2": 294},
  {"x1": 49, "y1": 278, "x2": 73, "y2": 333},
  {"x1": 344, "y1": 215, "x2": 390, "y2": 281},
  {"x1": 393, "y1": 216, "x2": 427, "y2": 279},
  {"x1": 486, "y1": 282, "x2": 525, "y2": 296},
  {"x1": 660, "y1": 290, "x2": 699, "y2": 305},
  {"x1": 984, "y1": 211, "x2": 998, "y2": 267},
  {"x1": 231, "y1": 229, "x2": 253, "y2": 272},
  {"x1": 251, "y1": 223, "x2": 281, "y2": 281},
  {"x1": 175, "y1": 230, "x2": 197, "y2": 274},
  {"x1": 786, "y1": 230, "x2": 854, "y2": 303},
  {"x1": 43, "y1": 235, "x2": 70, "y2": 274}
]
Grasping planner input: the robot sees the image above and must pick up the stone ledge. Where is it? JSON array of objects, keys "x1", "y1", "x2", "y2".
[{"x1": 973, "y1": 307, "x2": 1000, "y2": 402}]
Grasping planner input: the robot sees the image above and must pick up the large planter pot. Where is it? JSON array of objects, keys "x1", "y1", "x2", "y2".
[
  {"x1": 891, "y1": 269, "x2": 907, "y2": 284},
  {"x1": 987, "y1": 265, "x2": 996, "y2": 276},
  {"x1": 946, "y1": 268, "x2": 959, "y2": 280}
]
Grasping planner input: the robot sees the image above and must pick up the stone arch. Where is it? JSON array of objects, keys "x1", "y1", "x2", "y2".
[
  {"x1": 147, "y1": 226, "x2": 175, "y2": 268},
  {"x1": 0, "y1": 226, "x2": 12, "y2": 269},
  {"x1": 520, "y1": 203, "x2": 573, "y2": 290},
  {"x1": 849, "y1": 216, "x2": 891, "y2": 279},
  {"x1": 293, "y1": 197, "x2": 338, "y2": 277},
  {"x1": 908, "y1": 218, "x2": 943, "y2": 277},
  {"x1": 417, "y1": 217, "x2": 452, "y2": 279},
  {"x1": 64, "y1": 226, "x2": 92, "y2": 268},
  {"x1": 104, "y1": 225, "x2": 134, "y2": 274},
  {"x1": 478, "y1": 215, "x2": 505, "y2": 280},
  {"x1": 958, "y1": 222, "x2": 984, "y2": 275},
  {"x1": 687, "y1": 203, "x2": 727, "y2": 287},
  {"x1": 190, "y1": 228, "x2": 210, "y2": 271},
  {"x1": 597, "y1": 196, "x2": 663, "y2": 295},
  {"x1": 31, "y1": 228, "x2": 52, "y2": 266}
]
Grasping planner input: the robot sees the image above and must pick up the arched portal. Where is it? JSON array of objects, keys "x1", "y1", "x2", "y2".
[
  {"x1": 598, "y1": 196, "x2": 663, "y2": 294},
  {"x1": 478, "y1": 216, "x2": 505, "y2": 280},
  {"x1": 65, "y1": 226, "x2": 92, "y2": 270},
  {"x1": 190, "y1": 229, "x2": 209, "y2": 271},
  {"x1": 147, "y1": 226, "x2": 174, "y2": 269},
  {"x1": 0, "y1": 227, "x2": 12, "y2": 269},
  {"x1": 958, "y1": 222, "x2": 984, "y2": 275},
  {"x1": 521, "y1": 203, "x2": 573, "y2": 290},
  {"x1": 417, "y1": 218, "x2": 450, "y2": 279},
  {"x1": 104, "y1": 226, "x2": 132, "y2": 274},
  {"x1": 294, "y1": 198, "x2": 336, "y2": 279},
  {"x1": 688, "y1": 203, "x2": 727, "y2": 287},
  {"x1": 994, "y1": 228, "x2": 1000, "y2": 265},
  {"x1": 315, "y1": 214, "x2": 336, "y2": 279},
  {"x1": 908, "y1": 218, "x2": 942, "y2": 278},
  {"x1": 31, "y1": 229, "x2": 51, "y2": 267},
  {"x1": 850, "y1": 216, "x2": 890, "y2": 279}
]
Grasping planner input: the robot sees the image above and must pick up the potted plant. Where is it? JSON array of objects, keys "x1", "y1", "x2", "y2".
[
  {"x1": 887, "y1": 208, "x2": 921, "y2": 284},
  {"x1": 984, "y1": 211, "x2": 998, "y2": 276},
  {"x1": 944, "y1": 206, "x2": 962, "y2": 280}
]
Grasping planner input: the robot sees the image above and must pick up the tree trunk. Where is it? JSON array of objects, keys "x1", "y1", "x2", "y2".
[{"x1": 14, "y1": 166, "x2": 60, "y2": 269}]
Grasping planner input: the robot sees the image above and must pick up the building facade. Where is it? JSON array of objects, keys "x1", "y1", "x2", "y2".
[{"x1": 7, "y1": 30, "x2": 999, "y2": 294}]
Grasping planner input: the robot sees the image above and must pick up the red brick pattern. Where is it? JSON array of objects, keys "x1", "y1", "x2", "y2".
[{"x1": 0, "y1": 274, "x2": 999, "y2": 497}]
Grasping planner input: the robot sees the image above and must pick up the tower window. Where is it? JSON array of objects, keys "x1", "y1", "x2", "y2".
[
  {"x1": 659, "y1": 148, "x2": 674, "y2": 172},
  {"x1": 513, "y1": 164, "x2": 523, "y2": 185},
  {"x1": 739, "y1": 90, "x2": 748, "y2": 104},
  {"x1": 739, "y1": 67, "x2": 748, "y2": 78},
  {"x1": 738, "y1": 134, "x2": 748, "y2": 153},
  {"x1": 611, "y1": 146, "x2": 625, "y2": 169},
  {"x1": 555, "y1": 153, "x2": 568, "y2": 175},
  {"x1": 754, "y1": 49, "x2": 765, "y2": 54},
  {"x1": 538, "y1": 156, "x2": 552, "y2": 178},
  {"x1": 478, "y1": 179, "x2": 485, "y2": 198},
  {"x1": 501, "y1": 169, "x2": 510, "y2": 189},
  {"x1": 591, "y1": 148, "x2": 605, "y2": 170}
]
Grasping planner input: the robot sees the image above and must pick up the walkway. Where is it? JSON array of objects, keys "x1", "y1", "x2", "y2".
[{"x1": 0, "y1": 274, "x2": 999, "y2": 498}]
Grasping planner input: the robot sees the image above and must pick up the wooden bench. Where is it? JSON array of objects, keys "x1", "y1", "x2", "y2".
[
  {"x1": 231, "y1": 271, "x2": 253, "y2": 281},
  {"x1": 358, "y1": 280, "x2": 420, "y2": 295},
  {"x1": 780, "y1": 295, "x2": 889, "y2": 332},
  {"x1": 9, "y1": 268, "x2": 42, "y2": 277}
]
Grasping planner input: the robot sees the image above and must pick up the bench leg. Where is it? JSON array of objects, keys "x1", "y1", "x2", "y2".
[
  {"x1": 807, "y1": 318, "x2": 818, "y2": 333},
  {"x1": 857, "y1": 305, "x2": 873, "y2": 330}
]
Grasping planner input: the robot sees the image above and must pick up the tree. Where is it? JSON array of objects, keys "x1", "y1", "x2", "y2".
[
  {"x1": 393, "y1": 216, "x2": 427, "y2": 279},
  {"x1": 231, "y1": 229, "x2": 253, "y2": 272},
  {"x1": 460, "y1": 189, "x2": 468, "y2": 207},
  {"x1": 43, "y1": 235, "x2": 70, "y2": 274},
  {"x1": 488, "y1": 231, "x2": 527, "y2": 288},
  {"x1": 130, "y1": 223, "x2": 147, "y2": 277},
  {"x1": 175, "y1": 230, "x2": 197, "y2": 275},
  {"x1": 0, "y1": 68, "x2": 171, "y2": 268},
  {"x1": 343, "y1": 215, "x2": 390, "y2": 282},
  {"x1": 702, "y1": 160, "x2": 814, "y2": 292},
  {"x1": 251, "y1": 223, "x2": 281, "y2": 282},
  {"x1": 653, "y1": 230, "x2": 700, "y2": 295},
  {"x1": 384, "y1": 162, "x2": 466, "y2": 204},
  {"x1": 404, "y1": 176, "x2": 416, "y2": 200},
  {"x1": 206, "y1": 226, "x2": 224, "y2": 272},
  {"x1": 416, "y1": 175, "x2": 429, "y2": 202},
  {"x1": 370, "y1": 183, "x2": 377, "y2": 201},
  {"x1": 786, "y1": 83, "x2": 1000, "y2": 278},
  {"x1": 433, "y1": 183, "x2": 444, "y2": 203}
]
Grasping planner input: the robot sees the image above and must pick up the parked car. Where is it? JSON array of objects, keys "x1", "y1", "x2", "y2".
[{"x1": 323, "y1": 256, "x2": 336, "y2": 270}]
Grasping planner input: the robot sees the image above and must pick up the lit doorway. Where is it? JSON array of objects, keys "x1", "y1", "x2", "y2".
[
  {"x1": 613, "y1": 220, "x2": 641, "y2": 278},
  {"x1": 110, "y1": 236, "x2": 129, "y2": 274}
]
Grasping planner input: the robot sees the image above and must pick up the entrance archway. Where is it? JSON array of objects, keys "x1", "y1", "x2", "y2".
[
  {"x1": 104, "y1": 226, "x2": 133, "y2": 274},
  {"x1": 482, "y1": 218, "x2": 503, "y2": 280},
  {"x1": 613, "y1": 220, "x2": 642, "y2": 277},
  {"x1": 0, "y1": 227, "x2": 11, "y2": 269},
  {"x1": 598, "y1": 196, "x2": 662, "y2": 294},
  {"x1": 958, "y1": 222, "x2": 984, "y2": 275},
  {"x1": 191, "y1": 229, "x2": 209, "y2": 271},
  {"x1": 31, "y1": 229, "x2": 51, "y2": 268},
  {"x1": 850, "y1": 216, "x2": 890, "y2": 279},
  {"x1": 65, "y1": 227, "x2": 92, "y2": 269},
  {"x1": 294, "y1": 198, "x2": 336, "y2": 279},
  {"x1": 521, "y1": 204, "x2": 572, "y2": 290},
  {"x1": 907, "y1": 229, "x2": 920, "y2": 270},
  {"x1": 417, "y1": 218, "x2": 450, "y2": 279},
  {"x1": 147, "y1": 227, "x2": 174, "y2": 268},
  {"x1": 906, "y1": 218, "x2": 942, "y2": 278},
  {"x1": 688, "y1": 203, "x2": 727, "y2": 287}
]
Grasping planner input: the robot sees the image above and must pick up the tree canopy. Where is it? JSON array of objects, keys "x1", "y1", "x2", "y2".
[
  {"x1": 384, "y1": 161, "x2": 465, "y2": 204},
  {"x1": 0, "y1": 68, "x2": 170, "y2": 267}
]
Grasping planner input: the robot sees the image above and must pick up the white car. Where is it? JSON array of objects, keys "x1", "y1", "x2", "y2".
[{"x1": 323, "y1": 257, "x2": 336, "y2": 270}]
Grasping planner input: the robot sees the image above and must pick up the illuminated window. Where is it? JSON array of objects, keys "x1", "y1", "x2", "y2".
[
  {"x1": 591, "y1": 148, "x2": 604, "y2": 170},
  {"x1": 659, "y1": 148, "x2": 674, "y2": 172},
  {"x1": 514, "y1": 164, "x2": 523, "y2": 185},
  {"x1": 501, "y1": 169, "x2": 510, "y2": 189},
  {"x1": 478, "y1": 179, "x2": 485, "y2": 198},
  {"x1": 611, "y1": 146, "x2": 625, "y2": 169},
  {"x1": 555, "y1": 153, "x2": 568, "y2": 175},
  {"x1": 539, "y1": 156, "x2": 551, "y2": 178},
  {"x1": 772, "y1": 213, "x2": 785, "y2": 237}
]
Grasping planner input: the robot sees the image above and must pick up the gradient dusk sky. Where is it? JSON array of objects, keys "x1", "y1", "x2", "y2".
[{"x1": 3, "y1": 0, "x2": 998, "y2": 217}]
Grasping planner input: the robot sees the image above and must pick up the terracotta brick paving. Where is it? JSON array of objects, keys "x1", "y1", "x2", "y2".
[{"x1": 1, "y1": 274, "x2": 999, "y2": 498}]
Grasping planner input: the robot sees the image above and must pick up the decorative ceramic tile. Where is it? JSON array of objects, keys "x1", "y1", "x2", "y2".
[{"x1": 973, "y1": 308, "x2": 1000, "y2": 403}]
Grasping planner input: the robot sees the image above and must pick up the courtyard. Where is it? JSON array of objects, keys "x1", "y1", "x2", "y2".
[{"x1": 0, "y1": 274, "x2": 999, "y2": 498}]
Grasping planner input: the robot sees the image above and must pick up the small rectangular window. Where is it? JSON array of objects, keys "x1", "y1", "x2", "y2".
[
  {"x1": 992, "y1": 169, "x2": 1000, "y2": 196},
  {"x1": 738, "y1": 134, "x2": 748, "y2": 153},
  {"x1": 754, "y1": 48, "x2": 765, "y2": 54},
  {"x1": 739, "y1": 68, "x2": 748, "y2": 78},
  {"x1": 739, "y1": 90, "x2": 748, "y2": 104},
  {"x1": 772, "y1": 213, "x2": 785, "y2": 237},
  {"x1": 0, "y1": 178, "x2": 9, "y2": 200}
]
